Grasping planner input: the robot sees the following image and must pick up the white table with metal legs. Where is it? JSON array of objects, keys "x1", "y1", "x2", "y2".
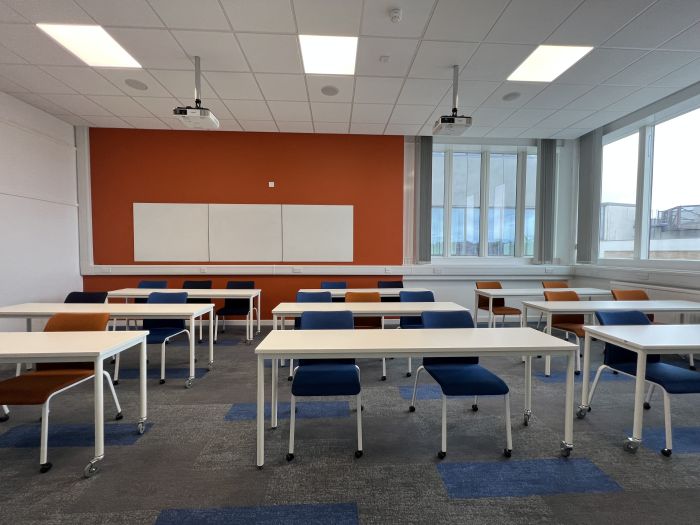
[
  {"x1": 0, "y1": 303, "x2": 214, "y2": 388},
  {"x1": 579, "y1": 324, "x2": 700, "y2": 453},
  {"x1": 254, "y1": 327, "x2": 578, "y2": 468},
  {"x1": 0, "y1": 330, "x2": 148, "y2": 477},
  {"x1": 298, "y1": 287, "x2": 430, "y2": 298}
]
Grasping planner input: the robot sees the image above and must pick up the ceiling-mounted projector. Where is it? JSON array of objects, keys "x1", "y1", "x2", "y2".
[
  {"x1": 433, "y1": 65, "x2": 472, "y2": 136},
  {"x1": 173, "y1": 55, "x2": 219, "y2": 130}
]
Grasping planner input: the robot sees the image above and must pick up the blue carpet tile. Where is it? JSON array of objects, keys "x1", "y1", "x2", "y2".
[
  {"x1": 437, "y1": 458, "x2": 621, "y2": 498},
  {"x1": 631, "y1": 426, "x2": 700, "y2": 454},
  {"x1": 116, "y1": 367, "x2": 209, "y2": 379},
  {"x1": 0, "y1": 422, "x2": 152, "y2": 448},
  {"x1": 155, "y1": 503, "x2": 359, "y2": 525},
  {"x1": 399, "y1": 384, "x2": 442, "y2": 400},
  {"x1": 225, "y1": 401, "x2": 350, "y2": 421},
  {"x1": 534, "y1": 370, "x2": 632, "y2": 383}
]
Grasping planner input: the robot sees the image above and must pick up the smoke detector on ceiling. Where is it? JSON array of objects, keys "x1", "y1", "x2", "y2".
[{"x1": 390, "y1": 8, "x2": 402, "y2": 23}]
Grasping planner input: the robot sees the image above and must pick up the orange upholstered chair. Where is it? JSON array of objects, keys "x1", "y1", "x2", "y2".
[
  {"x1": 542, "y1": 281, "x2": 568, "y2": 288},
  {"x1": 543, "y1": 291, "x2": 584, "y2": 374},
  {"x1": 612, "y1": 289, "x2": 655, "y2": 323},
  {"x1": 0, "y1": 313, "x2": 122, "y2": 473},
  {"x1": 346, "y1": 292, "x2": 390, "y2": 380},
  {"x1": 476, "y1": 281, "x2": 522, "y2": 327}
]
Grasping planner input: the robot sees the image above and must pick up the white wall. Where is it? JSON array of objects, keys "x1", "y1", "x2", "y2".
[{"x1": 0, "y1": 93, "x2": 81, "y2": 330}]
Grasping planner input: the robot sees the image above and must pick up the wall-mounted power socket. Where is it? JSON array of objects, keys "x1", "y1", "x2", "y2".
[
  {"x1": 384, "y1": 267, "x2": 392, "y2": 273},
  {"x1": 268, "y1": 181, "x2": 275, "y2": 188},
  {"x1": 102, "y1": 267, "x2": 111, "y2": 273},
  {"x1": 200, "y1": 267, "x2": 207, "y2": 273},
  {"x1": 292, "y1": 267, "x2": 302, "y2": 273}
]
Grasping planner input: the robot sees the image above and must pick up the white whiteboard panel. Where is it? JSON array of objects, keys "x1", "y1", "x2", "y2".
[
  {"x1": 133, "y1": 203, "x2": 209, "y2": 261},
  {"x1": 209, "y1": 204, "x2": 282, "y2": 261},
  {"x1": 282, "y1": 205, "x2": 353, "y2": 262}
]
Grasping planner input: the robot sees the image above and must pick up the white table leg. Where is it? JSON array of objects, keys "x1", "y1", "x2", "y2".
[
  {"x1": 561, "y1": 349, "x2": 575, "y2": 456},
  {"x1": 25, "y1": 318, "x2": 33, "y2": 370},
  {"x1": 545, "y1": 312, "x2": 552, "y2": 376},
  {"x1": 208, "y1": 308, "x2": 214, "y2": 368},
  {"x1": 138, "y1": 339, "x2": 147, "y2": 434},
  {"x1": 488, "y1": 297, "x2": 493, "y2": 328},
  {"x1": 256, "y1": 354, "x2": 265, "y2": 468},
  {"x1": 578, "y1": 332, "x2": 592, "y2": 417},
  {"x1": 524, "y1": 355, "x2": 532, "y2": 426},
  {"x1": 271, "y1": 358, "x2": 278, "y2": 428},
  {"x1": 473, "y1": 291, "x2": 479, "y2": 325},
  {"x1": 187, "y1": 315, "x2": 195, "y2": 388},
  {"x1": 257, "y1": 292, "x2": 262, "y2": 334},
  {"x1": 248, "y1": 297, "x2": 254, "y2": 342},
  {"x1": 627, "y1": 350, "x2": 648, "y2": 452},
  {"x1": 87, "y1": 356, "x2": 105, "y2": 476}
]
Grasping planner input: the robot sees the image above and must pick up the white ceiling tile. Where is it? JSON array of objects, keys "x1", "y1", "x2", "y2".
[
  {"x1": 237, "y1": 34, "x2": 302, "y2": 74},
  {"x1": 525, "y1": 83, "x2": 594, "y2": 109},
  {"x1": 40, "y1": 66, "x2": 123, "y2": 95},
  {"x1": 0, "y1": 23, "x2": 83, "y2": 66},
  {"x1": 389, "y1": 104, "x2": 434, "y2": 125},
  {"x1": 9, "y1": 92, "x2": 72, "y2": 114},
  {"x1": 353, "y1": 76, "x2": 403, "y2": 103},
  {"x1": 310, "y1": 102, "x2": 351, "y2": 122},
  {"x1": 306, "y1": 75, "x2": 354, "y2": 102},
  {"x1": 268, "y1": 100, "x2": 311, "y2": 121},
  {"x1": 565, "y1": 85, "x2": 632, "y2": 110},
  {"x1": 240, "y1": 120, "x2": 278, "y2": 132},
  {"x1": 223, "y1": 100, "x2": 273, "y2": 120},
  {"x1": 479, "y1": 82, "x2": 546, "y2": 108},
  {"x1": 204, "y1": 72, "x2": 261, "y2": 99},
  {"x1": 555, "y1": 48, "x2": 648, "y2": 85},
  {"x1": 546, "y1": 0, "x2": 655, "y2": 46},
  {"x1": 439, "y1": 80, "x2": 499, "y2": 108},
  {"x1": 99, "y1": 69, "x2": 171, "y2": 97},
  {"x1": 88, "y1": 95, "x2": 153, "y2": 117},
  {"x1": 499, "y1": 108, "x2": 555, "y2": 128},
  {"x1": 519, "y1": 127, "x2": 558, "y2": 138},
  {"x1": 659, "y1": 21, "x2": 700, "y2": 51},
  {"x1": 652, "y1": 58, "x2": 700, "y2": 87},
  {"x1": 75, "y1": 0, "x2": 163, "y2": 27},
  {"x1": 418, "y1": 123, "x2": 435, "y2": 135},
  {"x1": 4, "y1": 0, "x2": 94, "y2": 23},
  {"x1": 108, "y1": 28, "x2": 192, "y2": 69},
  {"x1": 56, "y1": 114, "x2": 92, "y2": 126},
  {"x1": 604, "y1": 0, "x2": 700, "y2": 49},
  {"x1": 0, "y1": 64, "x2": 75, "y2": 93},
  {"x1": 385, "y1": 123, "x2": 421, "y2": 135},
  {"x1": 486, "y1": 127, "x2": 529, "y2": 138},
  {"x1": 256, "y1": 73, "x2": 308, "y2": 101},
  {"x1": 350, "y1": 122, "x2": 386, "y2": 134},
  {"x1": 293, "y1": 0, "x2": 362, "y2": 36},
  {"x1": 85, "y1": 115, "x2": 132, "y2": 128},
  {"x1": 356, "y1": 37, "x2": 418, "y2": 77},
  {"x1": 398, "y1": 78, "x2": 450, "y2": 105},
  {"x1": 122, "y1": 116, "x2": 170, "y2": 129},
  {"x1": 277, "y1": 121, "x2": 313, "y2": 132},
  {"x1": 314, "y1": 122, "x2": 350, "y2": 133},
  {"x1": 535, "y1": 109, "x2": 593, "y2": 128},
  {"x1": 222, "y1": 0, "x2": 296, "y2": 32},
  {"x1": 150, "y1": 69, "x2": 215, "y2": 99},
  {"x1": 409, "y1": 41, "x2": 478, "y2": 79},
  {"x1": 216, "y1": 119, "x2": 243, "y2": 131},
  {"x1": 42, "y1": 93, "x2": 113, "y2": 116},
  {"x1": 172, "y1": 31, "x2": 248, "y2": 72},
  {"x1": 485, "y1": 0, "x2": 581, "y2": 44},
  {"x1": 0, "y1": 2, "x2": 27, "y2": 23},
  {"x1": 604, "y1": 51, "x2": 700, "y2": 86},
  {"x1": 351, "y1": 103, "x2": 393, "y2": 123},
  {"x1": 605, "y1": 86, "x2": 679, "y2": 111},
  {"x1": 0, "y1": 74, "x2": 28, "y2": 92},
  {"x1": 425, "y1": 0, "x2": 509, "y2": 41},
  {"x1": 460, "y1": 44, "x2": 536, "y2": 81},
  {"x1": 148, "y1": 0, "x2": 229, "y2": 30},
  {"x1": 571, "y1": 110, "x2": 628, "y2": 129},
  {"x1": 551, "y1": 128, "x2": 590, "y2": 139},
  {"x1": 133, "y1": 96, "x2": 182, "y2": 116},
  {"x1": 0, "y1": 43, "x2": 25, "y2": 64},
  {"x1": 361, "y1": 0, "x2": 436, "y2": 38},
  {"x1": 469, "y1": 107, "x2": 514, "y2": 127}
]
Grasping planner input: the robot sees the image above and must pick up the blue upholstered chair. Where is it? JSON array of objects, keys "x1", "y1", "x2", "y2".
[
  {"x1": 409, "y1": 311, "x2": 512, "y2": 459},
  {"x1": 399, "y1": 290, "x2": 435, "y2": 377},
  {"x1": 214, "y1": 281, "x2": 256, "y2": 342},
  {"x1": 321, "y1": 281, "x2": 347, "y2": 303},
  {"x1": 183, "y1": 280, "x2": 212, "y2": 343},
  {"x1": 590, "y1": 310, "x2": 700, "y2": 457},
  {"x1": 64, "y1": 291, "x2": 108, "y2": 303},
  {"x1": 377, "y1": 280, "x2": 403, "y2": 303},
  {"x1": 135, "y1": 280, "x2": 167, "y2": 303},
  {"x1": 286, "y1": 291, "x2": 333, "y2": 380},
  {"x1": 287, "y1": 310, "x2": 362, "y2": 461}
]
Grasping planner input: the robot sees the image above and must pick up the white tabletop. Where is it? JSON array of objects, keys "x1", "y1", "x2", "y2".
[
  {"x1": 584, "y1": 324, "x2": 700, "y2": 352},
  {"x1": 0, "y1": 330, "x2": 148, "y2": 360},
  {"x1": 297, "y1": 287, "x2": 429, "y2": 297},
  {"x1": 0, "y1": 302, "x2": 213, "y2": 318},
  {"x1": 522, "y1": 299, "x2": 700, "y2": 314},
  {"x1": 272, "y1": 301, "x2": 466, "y2": 316},
  {"x1": 256, "y1": 327, "x2": 576, "y2": 357},
  {"x1": 476, "y1": 287, "x2": 610, "y2": 298},
  {"x1": 108, "y1": 288, "x2": 260, "y2": 299}
]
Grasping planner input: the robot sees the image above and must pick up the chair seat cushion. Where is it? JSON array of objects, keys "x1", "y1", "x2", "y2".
[
  {"x1": 492, "y1": 306, "x2": 521, "y2": 316},
  {"x1": 425, "y1": 364, "x2": 509, "y2": 396},
  {"x1": 0, "y1": 370, "x2": 93, "y2": 405},
  {"x1": 147, "y1": 327, "x2": 187, "y2": 344},
  {"x1": 552, "y1": 323, "x2": 585, "y2": 338},
  {"x1": 291, "y1": 364, "x2": 361, "y2": 397},
  {"x1": 614, "y1": 362, "x2": 700, "y2": 394}
]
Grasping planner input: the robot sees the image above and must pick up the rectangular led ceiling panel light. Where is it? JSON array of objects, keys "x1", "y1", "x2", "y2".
[
  {"x1": 508, "y1": 45, "x2": 592, "y2": 82},
  {"x1": 37, "y1": 24, "x2": 141, "y2": 68},
  {"x1": 299, "y1": 35, "x2": 358, "y2": 75}
]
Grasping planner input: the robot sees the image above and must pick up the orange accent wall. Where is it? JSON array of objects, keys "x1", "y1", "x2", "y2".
[{"x1": 89, "y1": 128, "x2": 404, "y2": 265}]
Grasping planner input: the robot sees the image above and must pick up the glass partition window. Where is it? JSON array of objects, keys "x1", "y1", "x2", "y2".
[
  {"x1": 487, "y1": 153, "x2": 517, "y2": 256},
  {"x1": 599, "y1": 132, "x2": 638, "y2": 259},
  {"x1": 450, "y1": 152, "x2": 481, "y2": 255},
  {"x1": 523, "y1": 154, "x2": 537, "y2": 256},
  {"x1": 431, "y1": 151, "x2": 445, "y2": 256}
]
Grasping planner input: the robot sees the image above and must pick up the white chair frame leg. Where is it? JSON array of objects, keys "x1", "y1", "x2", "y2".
[
  {"x1": 662, "y1": 390, "x2": 673, "y2": 455},
  {"x1": 645, "y1": 384, "x2": 655, "y2": 408},
  {"x1": 504, "y1": 392, "x2": 513, "y2": 455},
  {"x1": 159, "y1": 330, "x2": 191, "y2": 384},
  {"x1": 1, "y1": 404, "x2": 9, "y2": 421},
  {"x1": 409, "y1": 366, "x2": 425, "y2": 410},
  {"x1": 440, "y1": 394, "x2": 447, "y2": 458},
  {"x1": 381, "y1": 358, "x2": 387, "y2": 381},
  {"x1": 407, "y1": 357, "x2": 412, "y2": 377}
]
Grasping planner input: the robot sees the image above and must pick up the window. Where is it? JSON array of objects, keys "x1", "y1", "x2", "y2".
[
  {"x1": 599, "y1": 132, "x2": 638, "y2": 259},
  {"x1": 431, "y1": 144, "x2": 537, "y2": 258}
]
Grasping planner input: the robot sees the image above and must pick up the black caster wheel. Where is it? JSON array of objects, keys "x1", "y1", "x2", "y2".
[
  {"x1": 503, "y1": 449, "x2": 512, "y2": 458},
  {"x1": 661, "y1": 448, "x2": 672, "y2": 457},
  {"x1": 213, "y1": 341, "x2": 217, "y2": 345},
  {"x1": 354, "y1": 450, "x2": 363, "y2": 459},
  {"x1": 39, "y1": 462, "x2": 52, "y2": 473},
  {"x1": 115, "y1": 412, "x2": 123, "y2": 421},
  {"x1": 257, "y1": 465, "x2": 263, "y2": 470},
  {"x1": 380, "y1": 376, "x2": 386, "y2": 381},
  {"x1": 612, "y1": 370, "x2": 618, "y2": 375},
  {"x1": 561, "y1": 448, "x2": 571, "y2": 458},
  {"x1": 643, "y1": 402, "x2": 651, "y2": 410},
  {"x1": 587, "y1": 406, "x2": 591, "y2": 412},
  {"x1": 406, "y1": 372, "x2": 412, "y2": 377},
  {"x1": 408, "y1": 406, "x2": 416, "y2": 412},
  {"x1": 0, "y1": 414, "x2": 9, "y2": 423},
  {"x1": 544, "y1": 374, "x2": 550, "y2": 378},
  {"x1": 159, "y1": 379, "x2": 165, "y2": 385},
  {"x1": 287, "y1": 376, "x2": 292, "y2": 382},
  {"x1": 286, "y1": 453, "x2": 294, "y2": 462},
  {"x1": 576, "y1": 408, "x2": 587, "y2": 419},
  {"x1": 471, "y1": 404, "x2": 478, "y2": 412},
  {"x1": 690, "y1": 365, "x2": 697, "y2": 371},
  {"x1": 361, "y1": 405, "x2": 364, "y2": 411},
  {"x1": 112, "y1": 380, "x2": 119, "y2": 386},
  {"x1": 437, "y1": 451, "x2": 446, "y2": 459},
  {"x1": 574, "y1": 370, "x2": 581, "y2": 376}
]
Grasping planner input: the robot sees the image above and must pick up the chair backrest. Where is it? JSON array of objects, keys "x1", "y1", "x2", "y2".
[
  {"x1": 222, "y1": 281, "x2": 255, "y2": 311},
  {"x1": 320, "y1": 281, "x2": 347, "y2": 289},
  {"x1": 612, "y1": 289, "x2": 649, "y2": 301},
  {"x1": 296, "y1": 291, "x2": 332, "y2": 303},
  {"x1": 227, "y1": 280, "x2": 255, "y2": 289},
  {"x1": 136, "y1": 280, "x2": 167, "y2": 303},
  {"x1": 182, "y1": 280, "x2": 212, "y2": 289},
  {"x1": 399, "y1": 290, "x2": 434, "y2": 328},
  {"x1": 421, "y1": 310, "x2": 478, "y2": 365},
  {"x1": 298, "y1": 311, "x2": 354, "y2": 365},
  {"x1": 143, "y1": 292, "x2": 188, "y2": 330},
  {"x1": 544, "y1": 290, "x2": 583, "y2": 325},
  {"x1": 38, "y1": 313, "x2": 110, "y2": 371},
  {"x1": 377, "y1": 280, "x2": 403, "y2": 288},
  {"x1": 64, "y1": 291, "x2": 108, "y2": 304},
  {"x1": 595, "y1": 310, "x2": 657, "y2": 365},
  {"x1": 346, "y1": 292, "x2": 381, "y2": 329},
  {"x1": 476, "y1": 281, "x2": 505, "y2": 308},
  {"x1": 542, "y1": 281, "x2": 568, "y2": 288}
]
